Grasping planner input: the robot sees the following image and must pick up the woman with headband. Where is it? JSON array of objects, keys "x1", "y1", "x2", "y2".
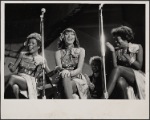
[{"x1": 55, "y1": 28, "x2": 90, "y2": 99}]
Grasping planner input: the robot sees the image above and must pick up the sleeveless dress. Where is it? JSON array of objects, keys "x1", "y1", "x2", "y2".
[
  {"x1": 60, "y1": 47, "x2": 89, "y2": 99},
  {"x1": 17, "y1": 52, "x2": 44, "y2": 99},
  {"x1": 116, "y1": 43, "x2": 145, "y2": 99}
]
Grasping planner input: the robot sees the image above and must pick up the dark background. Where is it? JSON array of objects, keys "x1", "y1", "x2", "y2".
[{"x1": 4, "y1": 3, "x2": 145, "y2": 77}]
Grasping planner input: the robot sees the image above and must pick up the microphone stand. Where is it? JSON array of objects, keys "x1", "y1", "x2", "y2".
[
  {"x1": 40, "y1": 8, "x2": 46, "y2": 99},
  {"x1": 99, "y1": 4, "x2": 108, "y2": 99}
]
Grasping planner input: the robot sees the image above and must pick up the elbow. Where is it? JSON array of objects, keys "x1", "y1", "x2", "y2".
[
  {"x1": 137, "y1": 62, "x2": 143, "y2": 70},
  {"x1": 114, "y1": 64, "x2": 118, "y2": 68},
  {"x1": 134, "y1": 65, "x2": 142, "y2": 70},
  {"x1": 137, "y1": 66, "x2": 142, "y2": 70}
]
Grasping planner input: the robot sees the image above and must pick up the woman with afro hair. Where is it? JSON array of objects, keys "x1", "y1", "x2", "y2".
[{"x1": 104, "y1": 26, "x2": 145, "y2": 99}]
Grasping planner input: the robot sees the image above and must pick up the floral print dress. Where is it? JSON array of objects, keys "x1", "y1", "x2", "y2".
[
  {"x1": 18, "y1": 52, "x2": 44, "y2": 99},
  {"x1": 60, "y1": 47, "x2": 89, "y2": 99}
]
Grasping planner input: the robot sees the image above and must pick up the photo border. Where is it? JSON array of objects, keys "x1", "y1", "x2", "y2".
[{"x1": 1, "y1": 1, "x2": 149, "y2": 119}]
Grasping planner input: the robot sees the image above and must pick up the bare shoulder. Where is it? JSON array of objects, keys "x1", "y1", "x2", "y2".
[
  {"x1": 138, "y1": 44, "x2": 143, "y2": 54},
  {"x1": 138, "y1": 44, "x2": 143, "y2": 49},
  {"x1": 79, "y1": 47, "x2": 85, "y2": 53}
]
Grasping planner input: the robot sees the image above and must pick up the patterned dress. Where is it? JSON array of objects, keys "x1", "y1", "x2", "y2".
[
  {"x1": 60, "y1": 47, "x2": 89, "y2": 99},
  {"x1": 17, "y1": 52, "x2": 44, "y2": 99},
  {"x1": 116, "y1": 43, "x2": 145, "y2": 99}
]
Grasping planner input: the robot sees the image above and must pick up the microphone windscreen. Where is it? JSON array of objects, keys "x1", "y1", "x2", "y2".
[
  {"x1": 99, "y1": 4, "x2": 104, "y2": 10},
  {"x1": 41, "y1": 8, "x2": 46, "y2": 13}
]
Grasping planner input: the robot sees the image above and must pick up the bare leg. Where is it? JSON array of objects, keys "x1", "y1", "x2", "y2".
[
  {"x1": 117, "y1": 77, "x2": 129, "y2": 99},
  {"x1": 106, "y1": 66, "x2": 135, "y2": 98},
  {"x1": 62, "y1": 77, "x2": 73, "y2": 99},
  {"x1": 13, "y1": 84, "x2": 20, "y2": 99},
  {"x1": 5, "y1": 75, "x2": 27, "y2": 98}
]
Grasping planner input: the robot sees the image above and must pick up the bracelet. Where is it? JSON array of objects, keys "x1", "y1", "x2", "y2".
[{"x1": 129, "y1": 57, "x2": 135, "y2": 65}]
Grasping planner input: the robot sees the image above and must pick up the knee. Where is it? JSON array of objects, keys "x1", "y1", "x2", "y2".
[
  {"x1": 112, "y1": 66, "x2": 124, "y2": 77},
  {"x1": 117, "y1": 77, "x2": 128, "y2": 88},
  {"x1": 115, "y1": 66, "x2": 123, "y2": 73},
  {"x1": 8, "y1": 75, "x2": 16, "y2": 86},
  {"x1": 13, "y1": 84, "x2": 19, "y2": 90}
]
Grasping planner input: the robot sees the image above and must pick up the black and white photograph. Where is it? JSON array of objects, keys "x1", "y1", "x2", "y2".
[{"x1": 1, "y1": 1, "x2": 149, "y2": 119}]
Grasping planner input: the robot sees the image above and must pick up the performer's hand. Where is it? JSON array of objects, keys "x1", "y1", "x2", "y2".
[
  {"x1": 8, "y1": 62, "x2": 14, "y2": 68},
  {"x1": 106, "y1": 42, "x2": 115, "y2": 52},
  {"x1": 60, "y1": 69, "x2": 71, "y2": 78},
  {"x1": 123, "y1": 53, "x2": 135, "y2": 65},
  {"x1": 123, "y1": 53, "x2": 131, "y2": 61},
  {"x1": 8, "y1": 62, "x2": 14, "y2": 72}
]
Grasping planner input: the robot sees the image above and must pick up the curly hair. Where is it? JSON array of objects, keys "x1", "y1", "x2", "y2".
[
  {"x1": 24, "y1": 32, "x2": 42, "y2": 53},
  {"x1": 111, "y1": 26, "x2": 134, "y2": 42},
  {"x1": 89, "y1": 56, "x2": 102, "y2": 66},
  {"x1": 57, "y1": 28, "x2": 80, "y2": 49}
]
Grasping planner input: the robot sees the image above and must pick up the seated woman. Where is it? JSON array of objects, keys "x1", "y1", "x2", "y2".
[
  {"x1": 5, "y1": 33, "x2": 53, "y2": 99},
  {"x1": 105, "y1": 25, "x2": 145, "y2": 99},
  {"x1": 55, "y1": 28, "x2": 90, "y2": 99},
  {"x1": 88, "y1": 56, "x2": 103, "y2": 99}
]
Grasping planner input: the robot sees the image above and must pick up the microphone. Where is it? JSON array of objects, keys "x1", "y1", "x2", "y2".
[
  {"x1": 41, "y1": 8, "x2": 46, "y2": 14},
  {"x1": 99, "y1": 4, "x2": 104, "y2": 10}
]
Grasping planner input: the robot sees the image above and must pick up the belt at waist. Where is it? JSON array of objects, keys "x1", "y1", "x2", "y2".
[{"x1": 18, "y1": 68, "x2": 35, "y2": 77}]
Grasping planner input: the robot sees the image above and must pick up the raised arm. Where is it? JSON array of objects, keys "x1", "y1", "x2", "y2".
[
  {"x1": 106, "y1": 42, "x2": 117, "y2": 67},
  {"x1": 70, "y1": 48, "x2": 85, "y2": 77},
  {"x1": 8, "y1": 52, "x2": 23, "y2": 72}
]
